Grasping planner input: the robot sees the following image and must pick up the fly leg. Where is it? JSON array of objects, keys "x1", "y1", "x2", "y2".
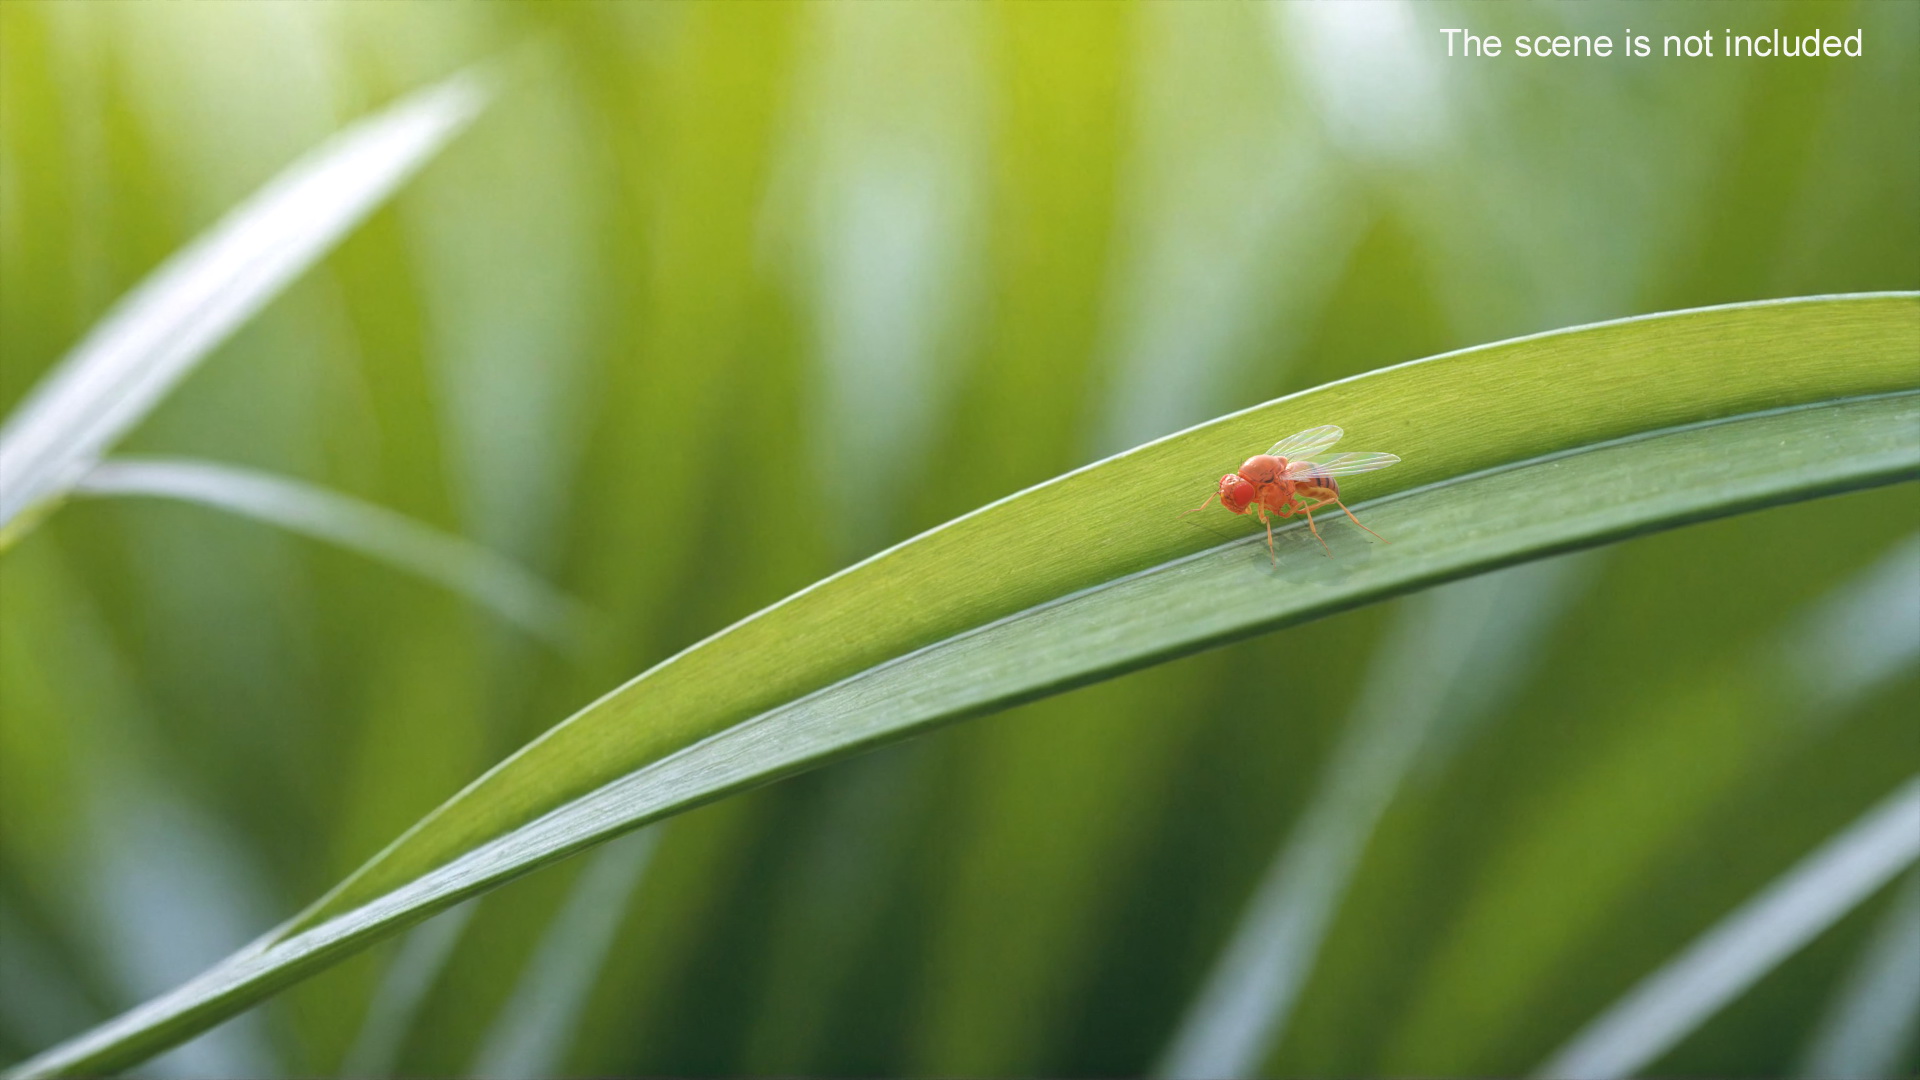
[
  {"x1": 1328, "y1": 493, "x2": 1388, "y2": 542},
  {"x1": 1297, "y1": 491, "x2": 1388, "y2": 544},
  {"x1": 1252, "y1": 503, "x2": 1277, "y2": 565},
  {"x1": 1292, "y1": 496, "x2": 1333, "y2": 556}
]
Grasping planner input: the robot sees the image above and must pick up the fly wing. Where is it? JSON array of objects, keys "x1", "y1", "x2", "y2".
[
  {"x1": 1265, "y1": 425, "x2": 1343, "y2": 460},
  {"x1": 1287, "y1": 452, "x2": 1401, "y2": 480}
]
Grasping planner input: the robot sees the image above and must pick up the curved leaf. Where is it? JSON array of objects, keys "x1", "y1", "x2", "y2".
[
  {"x1": 0, "y1": 69, "x2": 489, "y2": 547},
  {"x1": 9, "y1": 294, "x2": 1917, "y2": 1078},
  {"x1": 1536, "y1": 774, "x2": 1920, "y2": 1080},
  {"x1": 71, "y1": 458, "x2": 589, "y2": 650}
]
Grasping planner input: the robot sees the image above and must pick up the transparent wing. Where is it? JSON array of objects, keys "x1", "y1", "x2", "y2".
[
  {"x1": 1286, "y1": 452, "x2": 1402, "y2": 479},
  {"x1": 1266, "y1": 425, "x2": 1343, "y2": 460}
]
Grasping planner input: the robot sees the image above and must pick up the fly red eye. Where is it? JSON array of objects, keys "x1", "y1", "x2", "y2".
[{"x1": 1219, "y1": 475, "x2": 1255, "y2": 513}]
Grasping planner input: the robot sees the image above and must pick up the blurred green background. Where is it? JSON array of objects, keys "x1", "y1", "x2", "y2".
[{"x1": 1, "y1": 1, "x2": 1916, "y2": 1076}]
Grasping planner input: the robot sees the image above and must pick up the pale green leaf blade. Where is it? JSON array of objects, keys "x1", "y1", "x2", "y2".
[
  {"x1": 1799, "y1": 869, "x2": 1920, "y2": 1080},
  {"x1": 1536, "y1": 775, "x2": 1920, "y2": 1080},
  {"x1": 336, "y1": 902, "x2": 476, "y2": 1080},
  {"x1": 1155, "y1": 558, "x2": 1591, "y2": 1079},
  {"x1": 469, "y1": 829, "x2": 659, "y2": 1079},
  {"x1": 71, "y1": 458, "x2": 588, "y2": 650},
  {"x1": 0, "y1": 70, "x2": 488, "y2": 543}
]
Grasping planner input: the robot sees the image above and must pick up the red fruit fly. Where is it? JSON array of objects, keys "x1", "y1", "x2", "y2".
[{"x1": 1185, "y1": 425, "x2": 1401, "y2": 562}]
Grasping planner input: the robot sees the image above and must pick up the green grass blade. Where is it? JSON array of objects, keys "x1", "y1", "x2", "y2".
[
  {"x1": 336, "y1": 902, "x2": 476, "y2": 1080},
  {"x1": 7, "y1": 294, "x2": 1917, "y2": 1078},
  {"x1": 1382, "y1": 531, "x2": 1920, "y2": 1074},
  {"x1": 1155, "y1": 558, "x2": 1589, "y2": 1079},
  {"x1": 1775, "y1": 534, "x2": 1920, "y2": 714},
  {"x1": 469, "y1": 829, "x2": 659, "y2": 1079},
  {"x1": 71, "y1": 458, "x2": 589, "y2": 650},
  {"x1": 0, "y1": 70, "x2": 488, "y2": 546},
  {"x1": 1536, "y1": 775, "x2": 1920, "y2": 1080},
  {"x1": 1799, "y1": 869, "x2": 1920, "y2": 1079}
]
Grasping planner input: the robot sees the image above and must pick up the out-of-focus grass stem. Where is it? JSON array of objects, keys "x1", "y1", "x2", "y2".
[{"x1": 71, "y1": 458, "x2": 591, "y2": 652}]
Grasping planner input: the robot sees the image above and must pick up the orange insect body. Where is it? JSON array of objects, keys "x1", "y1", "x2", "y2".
[{"x1": 1188, "y1": 426, "x2": 1400, "y2": 563}]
